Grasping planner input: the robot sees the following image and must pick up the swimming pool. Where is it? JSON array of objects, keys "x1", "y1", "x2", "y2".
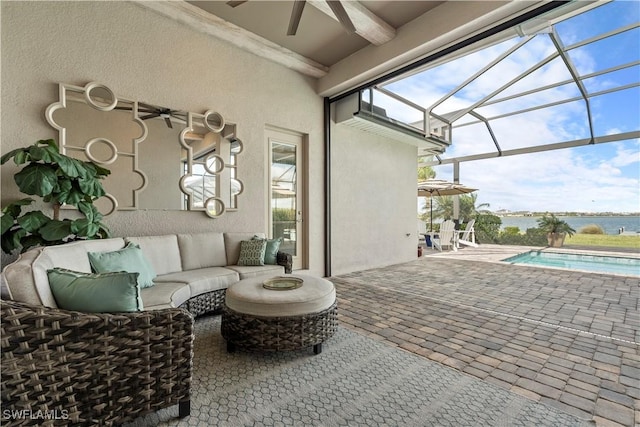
[{"x1": 503, "y1": 251, "x2": 640, "y2": 277}]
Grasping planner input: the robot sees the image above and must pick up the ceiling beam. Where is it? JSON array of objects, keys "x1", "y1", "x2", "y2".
[
  {"x1": 308, "y1": 0, "x2": 395, "y2": 45},
  {"x1": 132, "y1": 0, "x2": 329, "y2": 78},
  {"x1": 287, "y1": 0, "x2": 307, "y2": 36}
]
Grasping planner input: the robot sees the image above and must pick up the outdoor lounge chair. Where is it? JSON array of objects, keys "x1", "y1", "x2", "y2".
[
  {"x1": 457, "y1": 219, "x2": 478, "y2": 247},
  {"x1": 432, "y1": 220, "x2": 456, "y2": 251},
  {"x1": 417, "y1": 219, "x2": 429, "y2": 246},
  {"x1": 1, "y1": 299, "x2": 194, "y2": 425}
]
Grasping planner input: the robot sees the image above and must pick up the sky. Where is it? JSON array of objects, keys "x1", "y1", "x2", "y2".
[{"x1": 385, "y1": 0, "x2": 640, "y2": 214}]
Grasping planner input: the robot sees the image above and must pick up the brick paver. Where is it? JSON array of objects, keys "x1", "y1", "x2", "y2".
[{"x1": 331, "y1": 255, "x2": 639, "y2": 426}]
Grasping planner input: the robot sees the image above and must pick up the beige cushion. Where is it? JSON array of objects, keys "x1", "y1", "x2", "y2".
[
  {"x1": 1, "y1": 273, "x2": 12, "y2": 300},
  {"x1": 3, "y1": 238, "x2": 125, "y2": 307},
  {"x1": 3, "y1": 248, "x2": 48, "y2": 306},
  {"x1": 155, "y1": 267, "x2": 239, "y2": 297},
  {"x1": 224, "y1": 232, "x2": 266, "y2": 266},
  {"x1": 226, "y1": 264, "x2": 284, "y2": 279},
  {"x1": 225, "y1": 274, "x2": 336, "y2": 317},
  {"x1": 140, "y1": 282, "x2": 191, "y2": 310},
  {"x1": 127, "y1": 235, "x2": 182, "y2": 275},
  {"x1": 177, "y1": 232, "x2": 227, "y2": 270},
  {"x1": 39, "y1": 238, "x2": 126, "y2": 272}
]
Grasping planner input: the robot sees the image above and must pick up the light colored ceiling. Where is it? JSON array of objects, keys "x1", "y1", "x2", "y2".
[
  {"x1": 187, "y1": 1, "x2": 443, "y2": 67},
  {"x1": 134, "y1": 1, "x2": 558, "y2": 95}
]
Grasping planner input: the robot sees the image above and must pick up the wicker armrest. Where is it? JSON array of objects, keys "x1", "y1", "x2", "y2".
[
  {"x1": 276, "y1": 251, "x2": 293, "y2": 273},
  {"x1": 1, "y1": 300, "x2": 194, "y2": 426}
]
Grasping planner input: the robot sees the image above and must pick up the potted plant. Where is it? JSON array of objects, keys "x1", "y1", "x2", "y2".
[
  {"x1": 536, "y1": 213, "x2": 575, "y2": 248},
  {"x1": 1, "y1": 139, "x2": 111, "y2": 254}
]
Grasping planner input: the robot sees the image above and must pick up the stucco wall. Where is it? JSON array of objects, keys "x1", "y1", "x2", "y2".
[
  {"x1": 1, "y1": 1, "x2": 325, "y2": 272},
  {"x1": 330, "y1": 111, "x2": 418, "y2": 276}
]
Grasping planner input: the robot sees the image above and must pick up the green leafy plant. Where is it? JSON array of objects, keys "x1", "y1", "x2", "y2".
[
  {"x1": 474, "y1": 213, "x2": 502, "y2": 244},
  {"x1": 1, "y1": 139, "x2": 111, "y2": 254},
  {"x1": 498, "y1": 227, "x2": 547, "y2": 246},
  {"x1": 272, "y1": 207, "x2": 296, "y2": 222},
  {"x1": 502, "y1": 226, "x2": 522, "y2": 236},
  {"x1": 536, "y1": 213, "x2": 576, "y2": 236},
  {"x1": 536, "y1": 213, "x2": 575, "y2": 247}
]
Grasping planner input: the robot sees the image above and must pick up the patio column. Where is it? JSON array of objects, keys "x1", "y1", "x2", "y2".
[{"x1": 453, "y1": 161, "x2": 460, "y2": 227}]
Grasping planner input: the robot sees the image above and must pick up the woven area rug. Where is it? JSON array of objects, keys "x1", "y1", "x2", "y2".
[{"x1": 125, "y1": 315, "x2": 592, "y2": 427}]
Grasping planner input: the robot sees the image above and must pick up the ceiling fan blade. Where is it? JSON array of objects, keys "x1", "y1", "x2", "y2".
[
  {"x1": 140, "y1": 113, "x2": 160, "y2": 120},
  {"x1": 287, "y1": 0, "x2": 306, "y2": 36},
  {"x1": 138, "y1": 102, "x2": 158, "y2": 110},
  {"x1": 164, "y1": 116, "x2": 173, "y2": 128},
  {"x1": 227, "y1": 1, "x2": 248, "y2": 7},
  {"x1": 327, "y1": 0, "x2": 356, "y2": 34}
]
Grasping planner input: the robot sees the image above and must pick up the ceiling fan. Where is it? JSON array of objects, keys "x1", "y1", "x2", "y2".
[
  {"x1": 136, "y1": 103, "x2": 187, "y2": 129},
  {"x1": 114, "y1": 102, "x2": 186, "y2": 129},
  {"x1": 227, "y1": 0, "x2": 356, "y2": 36}
]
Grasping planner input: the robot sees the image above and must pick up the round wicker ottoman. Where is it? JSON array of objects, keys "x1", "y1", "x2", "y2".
[{"x1": 221, "y1": 274, "x2": 337, "y2": 354}]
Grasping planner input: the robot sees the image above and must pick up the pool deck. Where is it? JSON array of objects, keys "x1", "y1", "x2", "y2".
[
  {"x1": 427, "y1": 244, "x2": 640, "y2": 278},
  {"x1": 331, "y1": 245, "x2": 639, "y2": 426}
]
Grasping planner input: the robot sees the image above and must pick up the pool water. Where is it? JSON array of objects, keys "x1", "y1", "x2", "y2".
[{"x1": 503, "y1": 251, "x2": 640, "y2": 276}]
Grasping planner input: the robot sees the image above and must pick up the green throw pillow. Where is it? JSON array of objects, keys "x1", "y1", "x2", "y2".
[
  {"x1": 47, "y1": 268, "x2": 143, "y2": 312},
  {"x1": 88, "y1": 242, "x2": 156, "y2": 288},
  {"x1": 237, "y1": 239, "x2": 267, "y2": 266},
  {"x1": 252, "y1": 236, "x2": 282, "y2": 265}
]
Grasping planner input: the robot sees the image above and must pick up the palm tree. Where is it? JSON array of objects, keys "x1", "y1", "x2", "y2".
[
  {"x1": 460, "y1": 193, "x2": 490, "y2": 222},
  {"x1": 417, "y1": 162, "x2": 436, "y2": 223},
  {"x1": 432, "y1": 196, "x2": 454, "y2": 221},
  {"x1": 433, "y1": 193, "x2": 490, "y2": 223},
  {"x1": 417, "y1": 163, "x2": 435, "y2": 181}
]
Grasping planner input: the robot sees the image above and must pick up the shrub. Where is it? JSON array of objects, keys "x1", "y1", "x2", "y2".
[
  {"x1": 475, "y1": 213, "x2": 501, "y2": 244},
  {"x1": 523, "y1": 227, "x2": 549, "y2": 246},
  {"x1": 503, "y1": 226, "x2": 521, "y2": 235},
  {"x1": 579, "y1": 224, "x2": 605, "y2": 234},
  {"x1": 498, "y1": 232, "x2": 523, "y2": 245},
  {"x1": 272, "y1": 208, "x2": 295, "y2": 222},
  {"x1": 497, "y1": 227, "x2": 547, "y2": 246}
]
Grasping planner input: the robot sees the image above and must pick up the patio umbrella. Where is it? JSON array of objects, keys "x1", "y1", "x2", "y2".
[{"x1": 418, "y1": 179, "x2": 477, "y2": 231}]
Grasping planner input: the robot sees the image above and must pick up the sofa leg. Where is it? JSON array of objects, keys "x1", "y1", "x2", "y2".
[
  {"x1": 313, "y1": 343, "x2": 322, "y2": 355},
  {"x1": 179, "y1": 400, "x2": 190, "y2": 418}
]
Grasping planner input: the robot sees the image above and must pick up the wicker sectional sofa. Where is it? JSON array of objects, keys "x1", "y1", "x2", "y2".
[
  {"x1": 0, "y1": 231, "x2": 291, "y2": 426},
  {"x1": 3, "y1": 231, "x2": 291, "y2": 316}
]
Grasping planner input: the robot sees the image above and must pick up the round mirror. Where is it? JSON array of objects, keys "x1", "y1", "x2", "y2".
[
  {"x1": 204, "y1": 110, "x2": 225, "y2": 133},
  {"x1": 231, "y1": 178, "x2": 243, "y2": 196},
  {"x1": 204, "y1": 154, "x2": 224, "y2": 174},
  {"x1": 85, "y1": 138, "x2": 118, "y2": 164},
  {"x1": 230, "y1": 138, "x2": 243, "y2": 154},
  {"x1": 84, "y1": 83, "x2": 117, "y2": 111},
  {"x1": 204, "y1": 197, "x2": 225, "y2": 218},
  {"x1": 93, "y1": 193, "x2": 118, "y2": 216}
]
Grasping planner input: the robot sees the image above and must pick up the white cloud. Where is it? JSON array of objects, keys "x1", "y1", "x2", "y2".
[
  {"x1": 433, "y1": 141, "x2": 640, "y2": 213},
  {"x1": 390, "y1": 6, "x2": 640, "y2": 213},
  {"x1": 607, "y1": 140, "x2": 640, "y2": 168}
]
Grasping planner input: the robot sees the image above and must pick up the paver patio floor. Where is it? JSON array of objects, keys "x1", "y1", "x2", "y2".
[{"x1": 330, "y1": 246, "x2": 639, "y2": 426}]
